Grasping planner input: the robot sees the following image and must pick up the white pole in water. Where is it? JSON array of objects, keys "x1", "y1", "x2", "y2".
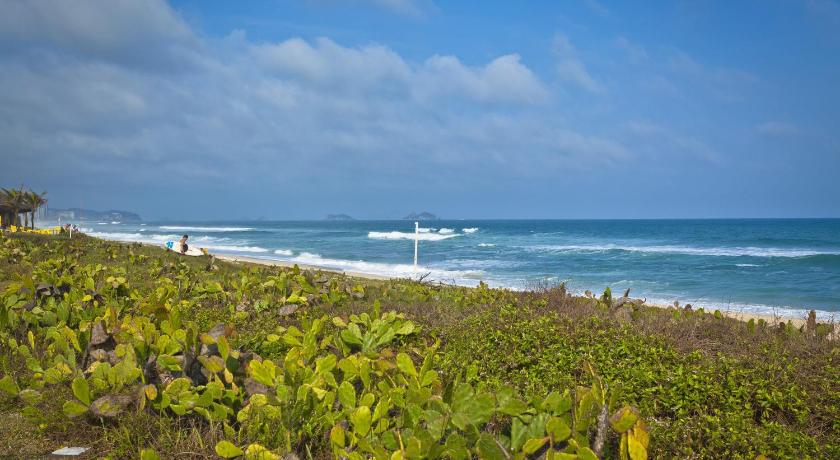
[{"x1": 413, "y1": 221, "x2": 419, "y2": 270}]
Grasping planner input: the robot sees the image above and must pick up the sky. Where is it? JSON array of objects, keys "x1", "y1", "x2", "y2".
[{"x1": 1, "y1": 0, "x2": 839, "y2": 220}]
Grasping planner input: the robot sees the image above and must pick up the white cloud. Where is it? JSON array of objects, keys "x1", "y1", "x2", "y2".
[
  {"x1": 0, "y1": 0, "x2": 200, "y2": 69},
  {"x1": 756, "y1": 121, "x2": 800, "y2": 137},
  {"x1": 553, "y1": 34, "x2": 603, "y2": 94},
  {"x1": 0, "y1": 3, "x2": 625, "y2": 202},
  {"x1": 667, "y1": 49, "x2": 757, "y2": 102},
  {"x1": 615, "y1": 36, "x2": 649, "y2": 62},
  {"x1": 312, "y1": 0, "x2": 435, "y2": 18}
]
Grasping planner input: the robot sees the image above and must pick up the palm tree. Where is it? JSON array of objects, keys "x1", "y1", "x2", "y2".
[
  {"x1": 24, "y1": 190, "x2": 47, "y2": 229},
  {"x1": 0, "y1": 187, "x2": 27, "y2": 227}
]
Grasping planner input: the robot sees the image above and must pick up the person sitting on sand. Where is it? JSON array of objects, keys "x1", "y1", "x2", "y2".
[{"x1": 178, "y1": 234, "x2": 189, "y2": 254}]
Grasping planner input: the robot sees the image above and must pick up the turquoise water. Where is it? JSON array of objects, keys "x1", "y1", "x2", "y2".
[{"x1": 78, "y1": 219, "x2": 840, "y2": 319}]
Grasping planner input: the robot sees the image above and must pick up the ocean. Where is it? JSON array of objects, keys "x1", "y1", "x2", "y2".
[{"x1": 73, "y1": 219, "x2": 840, "y2": 320}]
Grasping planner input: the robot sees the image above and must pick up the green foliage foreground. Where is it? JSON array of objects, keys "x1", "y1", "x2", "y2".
[{"x1": 0, "y1": 234, "x2": 837, "y2": 459}]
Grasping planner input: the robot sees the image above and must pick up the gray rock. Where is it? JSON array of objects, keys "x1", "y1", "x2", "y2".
[
  {"x1": 244, "y1": 378, "x2": 268, "y2": 397},
  {"x1": 89, "y1": 321, "x2": 110, "y2": 346},
  {"x1": 89, "y1": 394, "x2": 134, "y2": 418},
  {"x1": 277, "y1": 305, "x2": 299, "y2": 316}
]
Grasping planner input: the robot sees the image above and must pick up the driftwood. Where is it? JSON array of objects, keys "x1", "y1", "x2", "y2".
[{"x1": 610, "y1": 289, "x2": 646, "y2": 309}]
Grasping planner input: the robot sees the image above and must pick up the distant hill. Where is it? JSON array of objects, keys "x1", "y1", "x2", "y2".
[
  {"x1": 402, "y1": 211, "x2": 438, "y2": 221},
  {"x1": 46, "y1": 208, "x2": 142, "y2": 222},
  {"x1": 325, "y1": 214, "x2": 355, "y2": 221}
]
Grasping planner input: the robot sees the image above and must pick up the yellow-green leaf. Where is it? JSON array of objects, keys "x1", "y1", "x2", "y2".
[
  {"x1": 0, "y1": 375, "x2": 20, "y2": 396},
  {"x1": 144, "y1": 384, "x2": 158, "y2": 401},
  {"x1": 72, "y1": 376, "x2": 90, "y2": 405},
  {"x1": 546, "y1": 416, "x2": 571, "y2": 442},
  {"x1": 609, "y1": 406, "x2": 639, "y2": 434},
  {"x1": 244, "y1": 443, "x2": 279, "y2": 460},
  {"x1": 523, "y1": 437, "x2": 548, "y2": 455},
  {"x1": 140, "y1": 448, "x2": 161, "y2": 460},
  {"x1": 330, "y1": 425, "x2": 346, "y2": 448},
  {"x1": 63, "y1": 400, "x2": 89, "y2": 418},
  {"x1": 350, "y1": 405, "x2": 372, "y2": 436},
  {"x1": 215, "y1": 440, "x2": 244, "y2": 458},
  {"x1": 338, "y1": 381, "x2": 356, "y2": 408},
  {"x1": 396, "y1": 353, "x2": 418, "y2": 377}
]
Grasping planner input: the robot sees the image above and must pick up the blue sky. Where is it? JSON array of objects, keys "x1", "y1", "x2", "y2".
[{"x1": 1, "y1": 0, "x2": 838, "y2": 219}]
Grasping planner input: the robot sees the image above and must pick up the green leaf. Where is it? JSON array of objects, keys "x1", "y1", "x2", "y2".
[
  {"x1": 475, "y1": 433, "x2": 506, "y2": 460},
  {"x1": 140, "y1": 448, "x2": 161, "y2": 460},
  {"x1": 543, "y1": 390, "x2": 572, "y2": 414},
  {"x1": 330, "y1": 425, "x2": 346, "y2": 448},
  {"x1": 18, "y1": 389, "x2": 42, "y2": 405},
  {"x1": 62, "y1": 400, "x2": 89, "y2": 418},
  {"x1": 315, "y1": 354, "x2": 337, "y2": 375},
  {"x1": 338, "y1": 381, "x2": 356, "y2": 409},
  {"x1": 217, "y1": 336, "x2": 230, "y2": 361},
  {"x1": 71, "y1": 376, "x2": 90, "y2": 405},
  {"x1": 164, "y1": 377, "x2": 192, "y2": 396},
  {"x1": 497, "y1": 394, "x2": 529, "y2": 417},
  {"x1": 421, "y1": 370, "x2": 439, "y2": 387},
  {"x1": 0, "y1": 375, "x2": 20, "y2": 396},
  {"x1": 627, "y1": 423, "x2": 649, "y2": 460},
  {"x1": 215, "y1": 440, "x2": 244, "y2": 458},
  {"x1": 198, "y1": 355, "x2": 225, "y2": 374},
  {"x1": 249, "y1": 360, "x2": 277, "y2": 387},
  {"x1": 522, "y1": 437, "x2": 548, "y2": 455},
  {"x1": 609, "y1": 406, "x2": 639, "y2": 434},
  {"x1": 396, "y1": 353, "x2": 418, "y2": 377},
  {"x1": 546, "y1": 416, "x2": 572, "y2": 442},
  {"x1": 510, "y1": 417, "x2": 528, "y2": 452},
  {"x1": 577, "y1": 446, "x2": 599, "y2": 460},
  {"x1": 350, "y1": 405, "x2": 372, "y2": 436},
  {"x1": 451, "y1": 386, "x2": 494, "y2": 430},
  {"x1": 395, "y1": 322, "x2": 415, "y2": 335},
  {"x1": 244, "y1": 444, "x2": 279, "y2": 460}
]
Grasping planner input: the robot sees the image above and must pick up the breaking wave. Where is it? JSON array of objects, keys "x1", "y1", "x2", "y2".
[
  {"x1": 159, "y1": 226, "x2": 254, "y2": 232},
  {"x1": 368, "y1": 231, "x2": 460, "y2": 241},
  {"x1": 527, "y1": 244, "x2": 840, "y2": 258},
  {"x1": 286, "y1": 252, "x2": 484, "y2": 282}
]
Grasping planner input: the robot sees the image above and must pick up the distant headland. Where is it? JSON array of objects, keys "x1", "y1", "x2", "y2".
[
  {"x1": 325, "y1": 214, "x2": 355, "y2": 221},
  {"x1": 402, "y1": 211, "x2": 438, "y2": 220}
]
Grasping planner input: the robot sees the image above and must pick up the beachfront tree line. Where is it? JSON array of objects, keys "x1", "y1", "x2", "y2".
[{"x1": 0, "y1": 187, "x2": 47, "y2": 228}]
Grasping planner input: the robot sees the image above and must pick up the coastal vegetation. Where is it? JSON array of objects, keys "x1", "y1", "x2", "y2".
[{"x1": 0, "y1": 233, "x2": 837, "y2": 459}]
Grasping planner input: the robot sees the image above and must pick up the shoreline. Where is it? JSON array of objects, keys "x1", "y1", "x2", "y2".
[
  {"x1": 72, "y1": 233, "x2": 836, "y2": 327},
  {"x1": 216, "y1": 254, "x2": 826, "y2": 328}
]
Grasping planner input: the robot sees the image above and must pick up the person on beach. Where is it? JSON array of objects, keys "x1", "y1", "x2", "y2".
[{"x1": 178, "y1": 234, "x2": 189, "y2": 254}]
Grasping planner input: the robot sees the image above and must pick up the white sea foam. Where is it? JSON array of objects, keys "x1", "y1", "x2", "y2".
[
  {"x1": 736, "y1": 263, "x2": 761, "y2": 267},
  {"x1": 87, "y1": 231, "x2": 267, "y2": 253},
  {"x1": 462, "y1": 227, "x2": 479, "y2": 233},
  {"x1": 111, "y1": 221, "x2": 120, "y2": 224},
  {"x1": 274, "y1": 249, "x2": 294, "y2": 256},
  {"x1": 159, "y1": 226, "x2": 254, "y2": 232},
  {"x1": 527, "y1": 244, "x2": 839, "y2": 258},
  {"x1": 368, "y1": 231, "x2": 460, "y2": 241},
  {"x1": 97, "y1": 222, "x2": 108, "y2": 225},
  {"x1": 639, "y1": 296, "x2": 837, "y2": 322},
  {"x1": 478, "y1": 243, "x2": 496, "y2": 247},
  {"x1": 288, "y1": 252, "x2": 484, "y2": 281},
  {"x1": 206, "y1": 245, "x2": 268, "y2": 253},
  {"x1": 438, "y1": 228, "x2": 455, "y2": 234}
]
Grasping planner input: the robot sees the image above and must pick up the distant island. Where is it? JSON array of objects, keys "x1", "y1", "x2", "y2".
[
  {"x1": 402, "y1": 211, "x2": 438, "y2": 221},
  {"x1": 46, "y1": 208, "x2": 142, "y2": 222},
  {"x1": 325, "y1": 214, "x2": 355, "y2": 221}
]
